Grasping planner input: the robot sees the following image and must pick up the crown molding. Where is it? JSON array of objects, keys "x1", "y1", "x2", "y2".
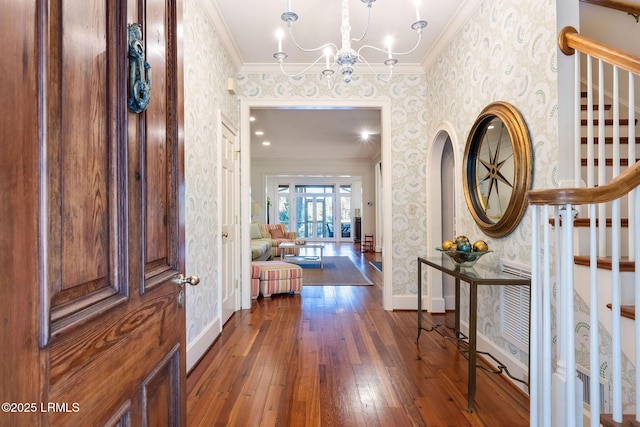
[
  {"x1": 421, "y1": 0, "x2": 484, "y2": 71},
  {"x1": 239, "y1": 62, "x2": 426, "y2": 76},
  {"x1": 199, "y1": 0, "x2": 243, "y2": 70}
]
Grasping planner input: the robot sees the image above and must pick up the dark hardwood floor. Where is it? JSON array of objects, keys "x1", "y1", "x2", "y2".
[{"x1": 187, "y1": 243, "x2": 529, "y2": 426}]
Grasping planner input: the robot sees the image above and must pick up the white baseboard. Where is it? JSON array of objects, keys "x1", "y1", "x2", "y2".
[
  {"x1": 444, "y1": 294, "x2": 456, "y2": 310},
  {"x1": 186, "y1": 316, "x2": 222, "y2": 373},
  {"x1": 392, "y1": 294, "x2": 427, "y2": 310},
  {"x1": 392, "y1": 294, "x2": 445, "y2": 313},
  {"x1": 430, "y1": 297, "x2": 445, "y2": 313}
]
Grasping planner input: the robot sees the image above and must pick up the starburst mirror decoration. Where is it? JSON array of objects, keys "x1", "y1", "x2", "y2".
[{"x1": 462, "y1": 101, "x2": 532, "y2": 238}]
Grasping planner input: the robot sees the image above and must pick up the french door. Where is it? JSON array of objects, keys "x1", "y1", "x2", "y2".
[
  {"x1": 277, "y1": 183, "x2": 355, "y2": 241},
  {"x1": 296, "y1": 194, "x2": 334, "y2": 239}
]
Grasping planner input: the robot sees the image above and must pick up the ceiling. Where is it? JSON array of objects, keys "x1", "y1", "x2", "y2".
[
  {"x1": 209, "y1": 1, "x2": 640, "y2": 162},
  {"x1": 210, "y1": 0, "x2": 480, "y2": 161},
  {"x1": 249, "y1": 107, "x2": 382, "y2": 161}
]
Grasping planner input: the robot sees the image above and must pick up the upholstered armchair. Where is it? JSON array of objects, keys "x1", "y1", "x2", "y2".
[{"x1": 258, "y1": 223, "x2": 299, "y2": 258}]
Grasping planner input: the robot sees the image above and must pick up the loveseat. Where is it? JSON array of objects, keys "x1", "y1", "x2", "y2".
[{"x1": 250, "y1": 223, "x2": 300, "y2": 261}]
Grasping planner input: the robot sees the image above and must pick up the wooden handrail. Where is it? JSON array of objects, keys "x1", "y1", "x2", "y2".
[
  {"x1": 527, "y1": 161, "x2": 640, "y2": 205},
  {"x1": 580, "y1": 0, "x2": 640, "y2": 22},
  {"x1": 558, "y1": 26, "x2": 640, "y2": 75}
]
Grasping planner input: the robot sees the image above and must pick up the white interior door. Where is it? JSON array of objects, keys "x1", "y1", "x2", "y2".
[{"x1": 220, "y1": 116, "x2": 238, "y2": 324}]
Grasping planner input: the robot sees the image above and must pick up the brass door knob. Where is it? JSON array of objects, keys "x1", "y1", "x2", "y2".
[
  {"x1": 178, "y1": 274, "x2": 200, "y2": 286},
  {"x1": 221, "y1": 231, "x2": 229, "y2": 238}
]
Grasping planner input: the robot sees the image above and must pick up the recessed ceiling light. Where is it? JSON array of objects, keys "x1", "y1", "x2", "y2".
[
  {"x1": 361, "y1": 131, "x2": 370, "y2": 140},
  {"x1": 249, "y1": 116, "x2": 256, "y2": 122},
  {"x1": 255, "y1": 131, "x2": 264, "y2": 136},
  {"x1": 262, "y1": 141, "x2": 271, "y2": 146}
]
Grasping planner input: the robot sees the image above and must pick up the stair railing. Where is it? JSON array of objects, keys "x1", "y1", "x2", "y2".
[
  {"x1": 528, "y1": 27, "x2": 640, "y2": 426},
  {"x1": 580, "y1": 0, "x2": 640, "y2": 22}
]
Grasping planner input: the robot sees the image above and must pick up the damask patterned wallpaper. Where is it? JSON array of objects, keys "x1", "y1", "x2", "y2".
[{"x1": 183, "y1": 0, "x2": 238, "y2": 345}]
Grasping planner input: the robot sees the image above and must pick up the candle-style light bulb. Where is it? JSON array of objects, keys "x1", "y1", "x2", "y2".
[
  {"x1": 386, "y1": 36, "x2": 393, "y2": 59},
  {"x1": 287, "y1": 0, "x2": 292, "y2": 12},
  {"x1": 415, "y1": 0, "x2": 421, "y2": 21},
  {"x1": 276, "y1": 29, "x2": 283, "y2": 52},
  {"x1": 324, "y1": 47, "x2": 331, "y2": 69}
]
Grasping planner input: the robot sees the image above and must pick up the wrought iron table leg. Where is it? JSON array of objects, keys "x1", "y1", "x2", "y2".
[
  {"x1": 416, "y1": 261, "x2": 422, "y2": 343},
  {"x1": 467, "y1": 282, "x2": 478, "y2": 413}
]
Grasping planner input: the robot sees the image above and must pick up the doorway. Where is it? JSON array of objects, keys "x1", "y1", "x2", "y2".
[{"x1": 241, "y1": 99, "x2": 393, "y2": 310}]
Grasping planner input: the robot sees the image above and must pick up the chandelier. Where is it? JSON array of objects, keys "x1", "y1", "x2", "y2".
[{"x1": 273, "y1": 0, "x2": 427, "y2": 88}]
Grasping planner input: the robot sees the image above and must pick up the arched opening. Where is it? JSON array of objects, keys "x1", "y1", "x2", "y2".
[{"x1": 425, "y1": 125, "x2": 459, "y2": 312}]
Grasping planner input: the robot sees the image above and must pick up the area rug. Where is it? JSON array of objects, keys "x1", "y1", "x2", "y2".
[
  {"x1": 302, "y1": 256, "x2": 373, "y2": 286},
  {"x1": 369, "y1": 261, "x2": 382, "y2": 272}
]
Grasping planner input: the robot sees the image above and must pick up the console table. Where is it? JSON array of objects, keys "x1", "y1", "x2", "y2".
[{"x1": 416, "y1": 256, "x2": 531, "y2": 413}]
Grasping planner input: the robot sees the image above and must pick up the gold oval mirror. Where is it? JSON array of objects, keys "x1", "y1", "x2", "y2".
[{"x1": 462, "y1": 101, "x2": 532, "y2": 238}]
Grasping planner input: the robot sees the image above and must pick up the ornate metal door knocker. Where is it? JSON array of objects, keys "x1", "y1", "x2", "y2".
[{"x1": 128, "y1": 23, "x2": 152, "y2": 113}]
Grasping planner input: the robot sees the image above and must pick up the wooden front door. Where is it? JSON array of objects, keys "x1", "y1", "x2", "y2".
[{"x1": 0, "y1": 0, "x2": 190, "y2": 425}]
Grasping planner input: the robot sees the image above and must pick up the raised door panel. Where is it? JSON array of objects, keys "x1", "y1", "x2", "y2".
[
  {"x1": 45, "y1": 0, "x2": 128, "y2": 339},
  {"x1": 142, "y1": 0, "x2": 181, "y2": 292},
  {"x1": 141, "y1": 345, "x2": 181, "y2": 425}
]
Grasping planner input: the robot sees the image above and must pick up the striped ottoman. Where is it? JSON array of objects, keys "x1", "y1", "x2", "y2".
[{"x1": 251, "y1": 261, "x2": 303, "y2": 298}]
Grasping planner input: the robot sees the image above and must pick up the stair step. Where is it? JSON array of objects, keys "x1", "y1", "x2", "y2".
[
  {"x1": 581, "y1": 118, "x2": 638, "y2": 126},
  {"x1": 574, "y1": 255, "x2": 635, "y2": 272},
  {"x1": 605, "y1": 304, "x2": 636, "y2": 321},
  {"x1": 601, "y1": 414, "x2": 640, "y2": 426},
  {"x1": 581, "y1": 104, "x2": 612, "y2": 111},
  {"x1": 549, "y1": 218, "x2": 629, "y2": 227},
  {"x1": 581, "y1": 136, "x2": 640, "y2": 144},
  {"x1": 581, "y1": 158, "x2": 631, "y2": 166}
]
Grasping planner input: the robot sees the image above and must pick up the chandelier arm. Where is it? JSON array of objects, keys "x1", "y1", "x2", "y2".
[
  {"x1": 350, "y1": 5, "x2": 372, "y2": 43},
  {"x1": 278, "y1": 54, "x2": 331, "y2": 78},
  {"x1": 287, "y1": 26, "x2": 337, "y2": 54},
  {"x1": 389, "y1": 31, "x2": 424, "y2": 56},
  {"x1": 358, "y1": 56, "x2": 394, "y2": 83},
  {"x1": 356, "y1": 31, "x2": 424, "y2": 58}
]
